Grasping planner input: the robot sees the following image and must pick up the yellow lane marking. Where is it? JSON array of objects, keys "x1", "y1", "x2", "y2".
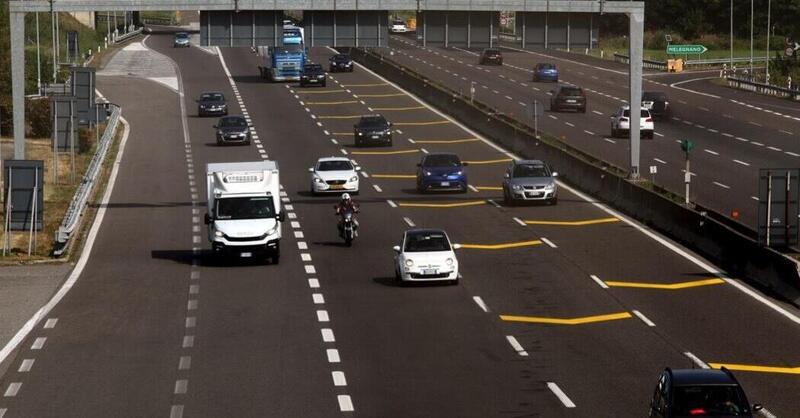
[
  {"x1": 357, "y1": 93, "x2": 406, "y2": 98},
  {"x1": 394, "y1": 120, "x2": 451, "y2": 126},
  {"x1": 500, "y1": 312, "x2": 632, "y2": 325},
  {"x1": 298, "y1": 89, "x2": 347, "y2": 94},
  {"x1": 398, "y1": 200, "x2": 487, "y2": 208},
  {"x1": 464, "y1": 158, "x2": 513, "y2": 165},
  {"x1": 317, "y1": 115, "x2": 362, "y2": 120},
  {"x1": 708, "y1": 363, "x2": 800, "y2": 375},
  {"x1": 523, "y1": 217, "x2": 620, "y2": 226},
  {"x1": 414, "y1": 138, "x2": 480, "y2": 144},
  {"x1": 305, "y1": 100, "x2": 360, "y2": 105},
  {"x1": 475, "y1": 186, "x2": 503, "y2": 191},
  {"x1": 351, "y1": 149, "x2": 420, "y2": 155},
  {"x1": 372, "y1": 174, "x2": 416, "y2": 179},
  {"x1": 459, "y1": 240, "x2": 542, "y2": 250},
  {"x1": 332, "y1": 132, "x2": 355, "y2": 136},
  {"x1": 603, "y1": 278, "x2": 725, "y2": 290},
  {"x1": 370, "y1": 106, "x2": 427, "y2": 111},
  {"x1": 340, "y1": 83, "x2": 389, "y2": 87}
]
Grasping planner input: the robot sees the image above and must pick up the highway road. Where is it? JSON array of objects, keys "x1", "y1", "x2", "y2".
[
  {"x1": 1, "y1": 32, "x2": 799, "y2": 417},
  {"x1": 386, "y1": 34, "x2": 800, "y2": 230}
]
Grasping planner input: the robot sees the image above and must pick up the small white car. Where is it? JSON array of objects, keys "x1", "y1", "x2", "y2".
[
  {"x1": 393, "y1": 229, "x2": 461, "y2": 285},
  {"x1": 610, "y1": 105, "x2": 654, "y2": 139},
  {"x1": 309, "y1": 157, "x2": 360, "y2": 195},
  {"x1": 390, "y1": 20, "x2": 408, "y2": 33}
]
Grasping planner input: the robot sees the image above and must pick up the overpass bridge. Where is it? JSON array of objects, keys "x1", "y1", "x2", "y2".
[{"x1": 7, "y1": 1, "x2": 646, "y2": 176}]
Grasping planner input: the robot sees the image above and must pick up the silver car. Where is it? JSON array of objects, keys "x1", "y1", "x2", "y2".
[{"x1": 502, "y1": 160, "x2": 558, "y2": 205}]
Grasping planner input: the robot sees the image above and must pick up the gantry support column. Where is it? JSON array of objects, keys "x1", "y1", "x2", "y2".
[
  {"x1": 628, "y1": 9, "x2": 644, "y2": 179},
  {"x1": 10, "y1": 11, "x2": 26, "y2": 158}
]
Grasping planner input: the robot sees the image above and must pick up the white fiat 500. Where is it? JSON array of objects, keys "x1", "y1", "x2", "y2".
[
  {"x1": 309, "y1": 157, "x2": 360, "y2": 195},
  {"x1": 393, "y1": 229, "x2": 461, "y2": 285}
]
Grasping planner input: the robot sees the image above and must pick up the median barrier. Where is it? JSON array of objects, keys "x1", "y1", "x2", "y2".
[{"x1": 351, "y1": 47, "x2": 800, "y2": 306}]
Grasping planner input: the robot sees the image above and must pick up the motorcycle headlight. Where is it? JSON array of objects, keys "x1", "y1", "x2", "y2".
[
  {"x1": 358, "y1": 132, "x2": 364, "y2": 136},
  {"x1": 511, "y1": 184, "x2": 522, "y2": 191},
  {"x1": 214, "y1": 230, "x2": 224, "y2": 238},
  {"x1": 349, "y1": 176, "x2": 358, "y2": 182},
  {"x1": 445, "y1": 258, "x2": 454, "y2": 266},
  {"x1": 404, "y1": 259, "x2": 414, "y2": 267}
]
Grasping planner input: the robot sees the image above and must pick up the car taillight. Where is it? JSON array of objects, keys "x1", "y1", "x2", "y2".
[{"x1": 689, "y1": 408, "x2": 706, "y2": 416}]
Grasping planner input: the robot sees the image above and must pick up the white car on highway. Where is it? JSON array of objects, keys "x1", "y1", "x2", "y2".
[
  {"x1": 394, "y1": 229, "x2": 461, "y2": 285},
  {"x1": 610, "y1": 105, "x2": 654, "y2": 139},
  {"x1": 309, "y1": 157, "x2": 360, "y2": 195},
  {"x1": 390, "y1": 20, "x2": 408, "y2": 33}
]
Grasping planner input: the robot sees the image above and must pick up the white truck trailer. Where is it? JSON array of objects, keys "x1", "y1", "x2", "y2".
[{"x1": 205, "y1": 161, "x2": 284, "y2": 262}]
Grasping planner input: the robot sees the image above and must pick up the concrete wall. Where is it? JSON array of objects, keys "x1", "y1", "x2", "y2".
[{"x1": 70, "y1": 12, "x2": 96, "y2": 29}]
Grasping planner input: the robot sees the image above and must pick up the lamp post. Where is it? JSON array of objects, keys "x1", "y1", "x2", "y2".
[
  {"x1": 730, "y1": 0, "x2": 733, "y2": 67},
  {"x1": 766, "y1": 0, "x2": 771, "y2": 83},
  {"x1": 750, "y1": 0, "x2": 754, "y2": 75}
]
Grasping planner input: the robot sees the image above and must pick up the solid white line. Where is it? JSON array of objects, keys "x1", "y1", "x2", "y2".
[
  {"x1": 590, "y1": 274, "x2": 609, "y2": 289},
  {"x1": 565, "y1": 122, "x2": 575, "y2": 127},
  {"x1": 547, "y1": 382, "x2": 576, "y2": 408},
  {"x1": 654, "y1": 158, "x2": 667, "y2": 164},
  {"x1": 321, "y1": 328, "x2": 335, "y2": 342},
  {"x1": 387, "y1": 200, "x2": 398, "y2": 208},
  {"x1": 592, "y1": 110, "x2": 604, "y2": 116},
  {"x1": 669, "y1": 77, "x2": 721, "y2": 99},
  {"x1": 684, "y1": 352, "x2": 710, "y2": 369},
  {"x1": 513, "y1": 217, "x2": 526, "y2": 227},
  {"x1": 327, "y1": 349, "x2": 341, "y2": 363},
  {"x1": 767, "y1": 146, "x2": 782, "y2": 152},
  {"x1": 583, "y1": 130, "x2": 595, "y2": 136},
  {"x1": 704, "y1": 149, "x2": 719, "y2": 156},
  {"x1": 603, "y1": 138, "x2": 617, "y2": 144},
  {"x1": 403, "y1": 217, "x2": 416, "y2": 227},
  {"x1": 786, "y1": 152, "x2": 800, "y2": 157},
  {"x1": 337, "y1": 395, "x2": 355, "y2": 412},
  {"x1": 332, "y1": 371, "x2": 347, "y2": 386},
  {"x1": 505, "y1": 336, "x2": 528, "y2": 356},
  {"x1": 654, "y1": 132, "x2": 665, "y2": 137},
  {"x1": 632, "y1": 310, "x2": 656, "y2": 327},
  {"x1": 713, "y1": 181, "x2": 731, "y2": 189},
  {"x1": 472, "y1": 296, "x2": 489, "y2": 312},
  {"x1": 733, "y1": 159, "x2": 750, "y2": 166}
]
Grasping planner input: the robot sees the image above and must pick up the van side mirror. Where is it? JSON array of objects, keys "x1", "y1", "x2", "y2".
[
  {"x1": 393, "y1": 245, "x2": 401, "y2": 253},
  {"x1": 204, "y1": 213, "x2": 212, "y2": 225},
  {"x1": 355, "y1": 166, "x2": 362, "y2": 171},
  {"x1": 308, "y1": 167, "x2": 314, "y2": 172},
  {"x1": 277, "y1": 212, "x2": 286, "y2": 222},
  {"x1": 452, "y1": 244, "x2": 462, "y2": 250}
]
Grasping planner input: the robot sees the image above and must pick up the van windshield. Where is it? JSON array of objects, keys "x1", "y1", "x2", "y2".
[{"x1": 216, "y1": 196, "x2": 275, "y2": 220}]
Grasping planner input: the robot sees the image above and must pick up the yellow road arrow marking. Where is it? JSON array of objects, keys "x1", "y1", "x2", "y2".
[
  {"x1": 370, "y1": 106, "x2": 427, "y2": 111},
  {"x1": 604, "y1": 278, "x2": 725, "y2": 290},
  {"x1": 708, "y1": 363, "x2": 800, "y2": 375},
  {"x1": 414, "y1": 138, "x2": 480, "y2": 144},
  {"x1": 459, "y1": 240, "x2": 543, "y2": 250},
  {"x1": 394, "y1": 120, "x2": 451, "y2": 126},
  {"x1": 398, "y1": 200, "x2": 487, "y2": 208},
  {"x1": 305, "y1": 100, "x2": 359, "y2": 105},
  {"x1": 351, "y1": 149, "x2": 420, "y2": 155},
  {"x1": 523, "y1": 217, "x2": 620, "y2": 226},
  {"x1": 357, "y1": 93, "x2": 406, "y2": 98},
  {"x1": 372, "y1": 174, "x2": 416, "y2": 179},
  {"x1": 464, "y1": 158, "x2": 513, "y2": 165},
  {"x1": 500, "y1": 312, "x2": 632, "y2": 325}
]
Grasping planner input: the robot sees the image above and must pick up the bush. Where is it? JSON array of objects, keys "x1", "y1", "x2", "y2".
[
  {"x1": 78, "y1": 126, "x2": 95, "y2": 154},
  {"x1": 0, "y1": 95, "x2": 11, "y2": 137},
  {"x1": 25, "y1": 97, "x2": 51, "y2": 138}
]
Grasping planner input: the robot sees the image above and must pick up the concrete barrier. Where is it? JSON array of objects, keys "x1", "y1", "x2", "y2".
[{"x1": 351, "y1": 47, "x2": 800, "y2": 306}]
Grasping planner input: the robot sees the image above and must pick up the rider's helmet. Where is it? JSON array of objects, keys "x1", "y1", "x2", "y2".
[{"x1": 341, "y1": 193, "x2": 351, "y2": 202}]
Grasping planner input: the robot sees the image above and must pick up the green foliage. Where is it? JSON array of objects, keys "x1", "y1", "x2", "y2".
[{"x1": 25, "y1": 97, "x2": 51, "y2": 138}]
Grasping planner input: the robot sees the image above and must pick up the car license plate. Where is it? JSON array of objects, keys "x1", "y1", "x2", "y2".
[
  {"x1": 423, "y1": 269, "x2": 437, "y2": 275},
  {"x1": 441, "y1": 181, "x2": 450, "y2": 187},
  {"x1": 371, "y1": 135, "x2": 379, "y2": 139},
  {"x1": 240, "y1": 252, "x2": 252, "y2": 258},
  {"x1": 567, "y1": 99, "x2": 576, "y2": 103},
  {"x1": 330, "y1": 185, "x2": 344, "y2": 190}
]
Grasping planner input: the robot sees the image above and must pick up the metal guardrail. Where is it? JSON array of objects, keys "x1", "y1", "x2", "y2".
[
  {"x1": 54, "y1": 103, "x2": 121, "y2": 256},
  {"x1": 613, "y1": 53, "x2": 666, "y2": 70},
  {"x1": 114, "y1": 27, "x2": 143, "y2": 43},
  {"x1": 726, "y1": 77, "x2": 800, "y2": 101},
  {"x1": 614, "y1": 53, "x2": 769, "y2": 68}
]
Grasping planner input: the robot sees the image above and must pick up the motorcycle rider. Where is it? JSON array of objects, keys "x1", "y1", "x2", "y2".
[{"x1": 334, "y1": 193, "x2": 360, "y2": 235}]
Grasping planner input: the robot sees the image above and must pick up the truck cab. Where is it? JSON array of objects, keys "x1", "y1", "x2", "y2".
[{"x1": 205, "y1": 161, "x2": 284, "y2": 263}]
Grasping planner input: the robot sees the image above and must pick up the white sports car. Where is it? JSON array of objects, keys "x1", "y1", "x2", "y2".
[
  {"x1": 309, "y1": 157, "x2": 360, "y2": 194},
  {"x1": 390, "y1": 20, "x2": 408, "y2": 33},
  {"x1": 393, "y1": 229, "x2": 460, "y2": 285}
]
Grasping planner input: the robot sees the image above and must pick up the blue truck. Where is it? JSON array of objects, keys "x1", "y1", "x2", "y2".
[{"x1": 258, "y1": 27, "x2": 306, "y2": 82}]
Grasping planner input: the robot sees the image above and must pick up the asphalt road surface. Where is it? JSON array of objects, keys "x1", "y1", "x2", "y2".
[
  {"x1": 1, "y1": 33, "x2": 799, "y2": 417},
  {"x1": 386, "y1": 34, "x2": 800, "y2": 230}
]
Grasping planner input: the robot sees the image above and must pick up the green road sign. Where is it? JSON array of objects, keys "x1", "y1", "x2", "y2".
[
  {"x1": 667, "y1": 44, "x2": 708, "y2": 54},
  {"x1": 680, "y1": 139, "x2": 694, "y2": 153}
]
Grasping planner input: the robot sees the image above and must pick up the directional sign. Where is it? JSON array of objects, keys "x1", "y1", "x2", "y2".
[
  {"x1": 667, "y1": 44, "x2": 708, "y2": 54},
  {"x1": 680, "y1": 139, "x2": 694, "y2": 153}
]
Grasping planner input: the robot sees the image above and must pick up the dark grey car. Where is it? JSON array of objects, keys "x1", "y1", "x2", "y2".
[
  {"x1": 197, "y1": 92, "x2": 227, "y2": 117},
  {"x1": 502, "y1": 160, "x2": 558, "y2": 205},
  {"x1": 214, "y1": 115, "x2": 251, "y2": 146},
  {"x1": 354, "y1": 114, "x2": 393, "y2": 147}
]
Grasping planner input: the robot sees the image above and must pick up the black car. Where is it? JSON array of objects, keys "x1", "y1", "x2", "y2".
[
  {"x1": 649, "y1": 368, "x2": 762, "y2": 417},
  {"x1": 353, "y1": 114, "x2": 392, "y2": 147},
  {"x1": 642, "y1": 91, "x2": 670, "y2": 119},
  {"x1": 329, "y1": 54, "x2": 354, "y2": 73},
  {"x1": 300, "y1": 63, "x2": 327, "y2": 87},
  {"x1": 550, "y1": 85, "x2": 587, "y2": 113},
  {"x1": 214, "y1": 115, "x2": 250, "y2": 146},
  {"x1": 197, "y1": 92, "x2": 227, "y2": 117},
  {"x1": 479, "y1": 48, "x2": 503, "y2": 65}
]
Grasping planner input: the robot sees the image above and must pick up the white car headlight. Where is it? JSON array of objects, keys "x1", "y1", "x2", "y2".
[
  {"x1": 313, "y1": 176, "x2": 323, "y2": 183},
  {"x1": 545, "y1": 183, "x2": 555, "y2": 191},
  {"x1": 445, "y1": 258, "x2": 454, "y2": 266},
  {"x1": 511, "y1": 184, "x2": 522, "y2": 191},
  {"x1": 349, "y1": 175, "x2": 358, "y2": 182},
  {"x1": 358, "y1": 132, "x2": 364, "y2": 136},
  {"x1": 425, "y1": 171, "x2": 432, "y2": 176},
  {"x1": 404, "y1": 259, "x2": 414, "y2": 267},
  {"x1": 214, "y1": 230, "x2": 224, "y2": 238}
]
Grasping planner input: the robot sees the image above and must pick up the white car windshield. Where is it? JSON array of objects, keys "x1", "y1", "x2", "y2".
[{"x1": 404, "y1": 233, "x2": 451, "y2": 252}]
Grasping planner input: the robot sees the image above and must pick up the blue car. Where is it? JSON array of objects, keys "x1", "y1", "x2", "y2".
[
  {"x1": 533, "y1": 63, "x2": 558, "y2": 82},
  {"x1": 416, "y1": 153, "x2": 468, "y2": 193}
]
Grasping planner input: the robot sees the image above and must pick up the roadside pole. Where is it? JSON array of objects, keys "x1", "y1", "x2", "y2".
[{"x1": 681, "y1": 139, "x2": 694, "y2": 205}]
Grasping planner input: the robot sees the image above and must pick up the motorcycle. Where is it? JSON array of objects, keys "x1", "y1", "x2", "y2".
[{"x1": 338, "y1": 209, "x2": 358, "y2": 246}]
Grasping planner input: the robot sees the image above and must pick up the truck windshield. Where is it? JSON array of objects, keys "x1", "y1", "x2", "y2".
[{"x1": 216, "y1": 197, "x2": 275, "y2": 220}]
